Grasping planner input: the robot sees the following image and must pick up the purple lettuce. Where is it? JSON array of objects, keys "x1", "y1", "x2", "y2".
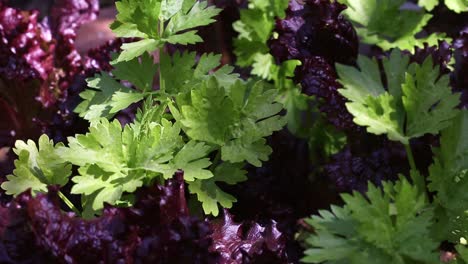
[
  {"x1": 223, "y1": 130, "x2": 333, "y2": 262},
  {"x1": 0, "y1": 1, "x2": 121, "y2": 178},
  {"x1": 269, "y1": 0, "x2": 359, "y2": 132},
  {"x1": 408, "y1": 41, "x2": 453, "y2": 75},
  {"x1": 294, "y1": 57, "x2": 358, "y2": 131},
  {"x1": 325, "y1": 139, "x2": 408, "y2": 193},
  {"x1": 0, "y1": 174, "x2": 219, "y2": 263},
  {"x1": 269, "y1": 0, "x2": 358, "y2": 65},
  {"x1": 453, "y1": 28, "x2": 468, "y2": 107},
  {"x1": 211, "y1": 210, "x2": 287, "y2": 264}
]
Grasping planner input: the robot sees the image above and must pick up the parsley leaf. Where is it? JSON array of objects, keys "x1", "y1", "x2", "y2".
[
  {"x1": 233, "y1": 0, "x2": 289, "y2": 67},
  {"x1": 76, "y1": 53, "x2": 157, "y2": 123},
  {"x1": 402, "y1": 57, "x2": 461, "y2": 138},
  {"x1": 175, "y1": 78, "x2": 286, "y2": 167},
  {"x1": 75, "y1": 73, "x2": 132, "y2": 124},
  {"x1": 1, "y1": 135, "x2": 71, "y2": 196},
  {"x1": 337, "y1": 49, "x2": 460, "y2": 144},
  {"x1": 188, "y1": 162, "x2": 247, "y2": 216},
  {"x1": 111, "y1": 0, "x2": 221, "y2": 62},
  {"x1": 418, "y1": 0, "x2": 440, "y2": 10},
  {"x1": 445, "y1": 0, "x2": 468, "y2": 12},
  {"x1": 164, "y1": 1, "x2": 221, "y2": 36},
  {"x1": 302, "y1": 178, "x2": 439, "y2": 263},
  {"x1": 419, "y1": 0, "x2": 468, "y2": 13},
  {"x1": 428, "y1": 110, "x2": 468, "y2": 241},
  {"x1": 340, "y1": 0, "x2": 448, "y2": 52},
  {"x1": 112, "y1": 52, "x2": 158, "y2": 92},
  {"x1": 57, "y1": 118, "x2": 213, "y2": 212},
  {"x1": 160, "y1": 51, "x2": 239, "y2": 95}
]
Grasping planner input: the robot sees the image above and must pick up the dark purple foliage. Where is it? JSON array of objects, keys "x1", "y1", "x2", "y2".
[
  {"x1": 425, "y1": 5, "x2": 468, "y2": 39},
  {"x1": 409, "y1": 41, "x2": 453, "y2": 75},
  {"x1": 269, "y1": 0, "x2": 358, "y2": 65},
  {"x1": 224, "y1": 130, "x2": 339, "y2": 262},
  {"x1": 269, "y1": 0, "x2": 358, "y2": 132},
  {"x1": 325, "y1": 140, "x2": 408, "y2": 193},
  {"x1": 0, "y1": 1, "x2": 120, "y2": 177},
  {"x1": 210, "y1": 210, "x2": 287, "y2": 264},
  {"x1": 0, "y1": 3, "x2": 54, "y2": 81},
  {"x1": 0, "y1": 192, "x2": 55, "y2": 263},
  {"x1": 0, "y1": 174, "x2": 219, "y2": 263},
  {"x1": 294, "y1": 57, "x2": 358, "y2": 131},
  {"x1": 453, "y1": 28, "x2": 468, "y2": 107}
]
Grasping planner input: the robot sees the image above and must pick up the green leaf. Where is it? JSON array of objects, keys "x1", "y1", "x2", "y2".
[
  {"x1": 145, "y1": 141, "x2": 213, "y2": 181},
  {"x1": 402, "y1": 57, "x2": 460, "y2": 138},
  {"x1": 111, "y1": 52, "x2": 158, "y2": 92},
  {"x1": 1, "y1": 135, "x2": 71, "y2": 196},
  {"x1": 232, "y1": 0, "x2": 288, "y2": 69},
  {"x1": 109, "y1": 91, "x2": 145, "y2": 113},
  {"x1": 57, "y1": 118, "x2": 201, "y2": 212},
  {"x1": 341, "y1": 0, "x2": 448, "y2": 52},
  {"x1": 160, "y1": 0, "x2": 184, "y2": 20},
  {"x1": 164, "y1": 30, "x2": 203, "y2": 45},
  {"x1": 159, "y1": 51, "x2": 238, "y2": 95},
  {"x1": 77, "y1": 53, "x2": 160, "y2": 122},
  {"x1": 233, "y1": 39, "x2": 268, "y2": 67},
  {"x1": 345, "y1": 93, "x2": 405, "y2": 142},
  {"x1": 222, "y1": 138, "x2": 272, "y2": 167},
  {"x1": 111, "y1": 0, "x2": 161, "y2": 38},
  {"x1": 428, "y1": 110, "x2": 468, "y2": 241},
  {"x1": 280, "y1": 88, "x2": 309, "y2": 134},
  {"x1": 251, "y1": 53, "x2": 276, "y2": 80},
  {"x1": 165, "y1": 1, "x2": 221, "y2": 35},
  {"x1": 302, "y1": 178, "x2": 439, "y2": 263},
  {"x1": 188, "y1": 162, "x2": 247, "y2": 216},
  {"x1": 337, "y1": 49, "x2": 460, "y2": 144},
  {"x1": 75, "y1": 73, "x2": 135, "y2": 123},
  {"x1": 418, "y1": 0, "x2": 439, "y2": 10},
  {"x1": 117, "y1": 39, "x2": 161, "y2": 62},
  {"x1": 445, "y1": 0, "x2": 468, "y2": 13},
  {"x1": 176, "y1": 78, "x2": 286, "y2": 166},
  {"x1": 112, "y1": 0, "x2": 221, "y2": 62}
]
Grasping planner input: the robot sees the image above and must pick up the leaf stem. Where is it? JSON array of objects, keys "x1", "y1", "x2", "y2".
[
  {"x1": 404, "y1": 143, "x2": 425, "y2": 192},
  {"x1": 159, "y1": 19, "x2": 166, "y2": 93},
  {"x1": 404, "y1": 143, "x2": 417, "y2": 171},
  {"x1": 58, "y1": 191, "x2": 80, "y2": 216},
  {"x1": 210, "y1": 151, "x2": 221, "y2": 171}
]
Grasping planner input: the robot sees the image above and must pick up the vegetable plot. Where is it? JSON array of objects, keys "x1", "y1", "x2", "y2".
[{"x1": 0, "y1": 0, "x2": 468, "y2": 263}]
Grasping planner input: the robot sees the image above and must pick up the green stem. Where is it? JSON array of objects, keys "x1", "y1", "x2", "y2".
[
  {"x1": 404, "y1": 143, "x2": 417, "y2": 172},
  {"x1": 159, "y1": 20, "x2": 166, "y2": 93},
  {"x1": 405, "y1": 143, "x2": 425, "y2": 193},
  {"x1": 58, "y1": 191, "x2": 80, "y2": 216},
  {"x1": 209, "y1": 151, "x2": 221, "y2": 171}
]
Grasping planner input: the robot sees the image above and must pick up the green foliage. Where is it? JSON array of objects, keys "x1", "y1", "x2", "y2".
[
  {"x1": 174, "y1": 78, "x2": 286, "y2": 167},
  {"x1": 1, "y1": 135, "x2": 71, "y2": 196},
  {"x1": 189, "y1": 162, "x2": 247, "y2": 216},
  {"x1": 159, "y1": 51, "x2": 239, "y2": 94},
  {"x1": 428, "y1": 110, "x2": 468, "y2": 242},
  {"x1": 76, "y1": 51, "x2": 238, "y2": 124},
  {"x1": 75, "y1": 53, "x2": 157, "y2": 124},
  {"x1": 56, "y1": 118, "x2": 213, "y2": 214},
  {"x1": 418, "y1": 0, "x2": 468, "y2": 13},
  {"x1": 3, "y1": 0, "x2": 286, "y2": 218},
  {"x1": 339, "y1": 0, "x2": 449, "y2": 52},
  {"x1": 233, "y1": 0, "x2": 307, "y2": 136},
  {"x1": 302, "y1": 178, "x2": 439, "y2": 263},
  {"x1": 111, "y1": 0, "x2": 221, "y2": 62},
  {"x1": 233, "y1": 0, "x2": 289, "y2": 68},
  {"x1": 337, "y1": 49, "x2": 460, "y2": 144}
]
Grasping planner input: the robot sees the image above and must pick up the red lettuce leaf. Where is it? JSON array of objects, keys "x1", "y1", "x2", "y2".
[{"x1": 0, "y1": 173, "x2": 219, "y2": 263}]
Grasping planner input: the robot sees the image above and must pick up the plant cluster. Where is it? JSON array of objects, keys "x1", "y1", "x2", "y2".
[{"x1": 1, "y1": 0, "x2": 468, "y2": 263}]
